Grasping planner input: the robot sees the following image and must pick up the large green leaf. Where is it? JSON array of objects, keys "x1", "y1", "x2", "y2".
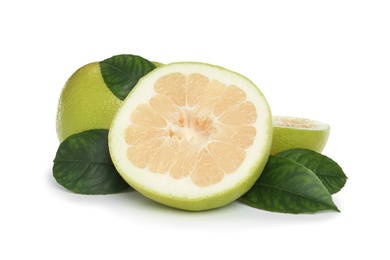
[
  {"x1": 276, "y1": 149, "x2": 347, "y2": 194},
  {"x1": 100, "y1": 54, "x2": 156, "y2": 100},
  {"x1": 53, "y1": 129, "x2": 130, "y2": 194},
  {"x1": 240, "y1": 156, "x2": 339, "y2": 214}
]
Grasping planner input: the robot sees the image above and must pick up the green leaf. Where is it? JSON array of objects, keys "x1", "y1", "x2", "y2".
[
  {"x1": 100, "y1": 54, "x2": 156, "y2": 100},
  {"x1": 53, "y1": 129, "x2": 130, "y2": 194},
  {"x1": 276, "y1": 149, "x2": 347, "y2": 194},
  {"x1": 240, "y1": 156, "x2": 339, "y2": 214}
]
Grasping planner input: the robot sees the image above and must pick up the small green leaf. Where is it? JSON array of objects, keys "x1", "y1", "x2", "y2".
[
  {"x1": 53, "y1": 129, "x2": 130, "y2": 194},
  {"x1": 240, "y1": 156, "x2": 339, "y2": 214},
  {"x1": 276, "y1": 149, "x2": 347, "y2": 194},
  {"x1": 100, "y1": 54, "x2": 156, "y2": 100}
]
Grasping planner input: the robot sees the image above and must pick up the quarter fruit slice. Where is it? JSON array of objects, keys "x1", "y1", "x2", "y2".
[
  {"x1": 271, "y1": 116, "x2": 330, "y2": 155},
  {"x1": 109, "y1": 62, "x2": 272, "y2": 211}
]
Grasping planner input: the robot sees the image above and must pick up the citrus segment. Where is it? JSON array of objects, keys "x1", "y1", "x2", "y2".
[
  {"x1": 154, "y1": 73, "x2": 186, "y2": 106},
  {"x1": 271, "y1": 116, "x2": 330, "y2": 155},
  {"x1": 218, "y1": 101, "x2": 257, "y2": 125},
  {"x1": 170, "y1": 140, "x2": 198, "y2": 179},
  {"x1": 207, "y1": 141, "x2": 246, "y2": 173},
  {"x1": 192, "y1": 148, "x2": 225, "y2": 187},
  {"x1": 186, "y1": 73, "x2": 209, "y2": 106},
  {"x1": 213, "y1": 85, "x2": 246, "y2": 116},
  {"x1": 109, "y1": 62, "x2": 272, "y2": 211}
]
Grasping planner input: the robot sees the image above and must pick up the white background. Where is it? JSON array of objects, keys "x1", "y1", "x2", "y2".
[{"x1": 1, "y1": 0, "x2": 389, "y2": 259}]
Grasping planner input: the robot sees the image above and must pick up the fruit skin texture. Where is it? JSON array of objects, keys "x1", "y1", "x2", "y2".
[
  {"x1": 56, "y1": 62, "x2": 122, "y2": 142},
  {"x1": 108, "y1": 62, "x2": 273, "y2": 211},
  {"x1": 270, "y1": 118, "x2": 330, "y2": 155}
]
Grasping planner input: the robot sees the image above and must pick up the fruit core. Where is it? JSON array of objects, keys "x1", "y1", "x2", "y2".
[
  {"x1": 124, "y1": 72, "x2": 258, "y2": 187},
  {"x1": 167, "y1": 111, "x2": 215, "y2": 144}
]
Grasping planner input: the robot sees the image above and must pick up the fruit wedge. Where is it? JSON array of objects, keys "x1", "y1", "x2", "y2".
[
  {"x1": 271, "y1": 116, "x2": 330, "y2": 155},
  {"x1": 109, "y1": 62, "x2": 272, "y2": 211}
]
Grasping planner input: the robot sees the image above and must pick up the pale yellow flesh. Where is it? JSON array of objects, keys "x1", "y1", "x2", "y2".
[{"x1": 126, "y1": 72, "x2": 257, "y2": 187}]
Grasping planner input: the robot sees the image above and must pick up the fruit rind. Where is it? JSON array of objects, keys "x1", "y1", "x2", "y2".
[
  {"x1": 271, "y1": 116, "x2": 330, "y2": 155},
  {"x1": 56, "y1": 62, "x2": 122, "y2": 142}
]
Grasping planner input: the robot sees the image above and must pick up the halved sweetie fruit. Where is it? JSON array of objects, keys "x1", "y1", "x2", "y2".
[
  {"x1": 271, "y1": 116, "x2": 330, "y2": 155},
  {"x1": 108, "y1": 62, "x2": 272, "y2": 211}
]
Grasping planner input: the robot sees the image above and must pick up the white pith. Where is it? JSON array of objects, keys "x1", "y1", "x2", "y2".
[
  {"x1": 109, "y1": 62, "x2": 272, "y2": 200},
  {"x1": 273, "y1": 115, "x2": 329, "y2": 131}
]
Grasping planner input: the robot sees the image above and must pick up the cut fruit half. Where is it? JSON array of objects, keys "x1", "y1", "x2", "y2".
[
  {"x1": 271, "y1": 116, "x2": 330, "y2": 155},
  {"x1": 109, "y1": 62, "x2": 272, "y2": 211}
]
